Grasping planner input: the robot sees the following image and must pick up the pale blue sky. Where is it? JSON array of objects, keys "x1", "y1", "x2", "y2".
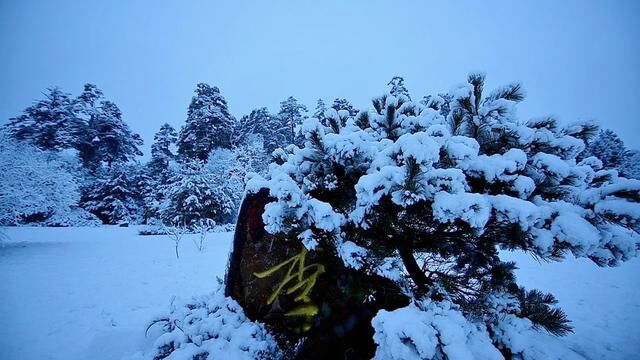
[{"x1": 1, "y1": 0, "x2": 639, "y2": 155}]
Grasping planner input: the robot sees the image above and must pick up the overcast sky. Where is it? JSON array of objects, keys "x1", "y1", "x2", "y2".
[{"x1": 1, "y1": 0, "x2": 639, "y2": 155}]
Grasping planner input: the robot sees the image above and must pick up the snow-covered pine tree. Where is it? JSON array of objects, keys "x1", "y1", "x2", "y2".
[
  {"x1": 582, "y1": 129, "x2": 628, "y2": 171},
  {"x1": 232, "y1": 134, "x2": 269, "y2": 178},
  {"x1": 177, "y1": 83, "x2": 235, "y2": 161},
  {"x1": 312, "y1": 99, "x2": 328, "y2": 123},
  {"x1": 76, "y1": 83, "x2": 104, "y2": 112},
  {"x1": 142, "y1": 123, "x2": 179, "y2": 221},
  {"x1": 89, "y1": 101, "x2": 143, "y2": 169},
  {"x1": 248, "y1": 73, "x2": 640, "y2": 359},
  {"x1": 331, "y1": 98, "x2": 358, "y2": 117},
  {"x1": 73, "y1": 84, "x2": 144, "y2": 171},
  {"x1": 5, "y1": 87, "x2": 84, "y2": 151},
  {"x1": 277, "y1": 96, "x2": 308, "y2": 147},
  {"x1": 75, "y1": 83, "x2": 105, "y2": 170},
  {"x1": 148, "y1": 123, "x2": 178, "y2": 182},
  {"x1": 234, "y1": 107, "x2": 283, "y2": 154},
  {"x1": 80, "y1": 166, "x2": 142, "y2": 224},
  {"x1": 421, "y1": 92, "x2": 453, "y2": 118},
  {"x1": 160, "y1": 159, "x2": 236, "y2": 227},
  {"x1": 387, "y1": 76, "x2": 411, "y2": 100},
  {"x1": 623, "y1": 150, "x2": 640, "y2": 179}
]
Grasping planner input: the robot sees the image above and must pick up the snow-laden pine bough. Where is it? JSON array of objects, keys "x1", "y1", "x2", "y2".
[{"x1": 145, "y1": 73, "x2": 640, "y2": 360}]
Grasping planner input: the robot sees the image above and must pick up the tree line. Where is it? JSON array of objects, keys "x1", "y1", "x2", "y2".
[{"x1": 1, "y1": 78, "x2": 638, "y2": 227}]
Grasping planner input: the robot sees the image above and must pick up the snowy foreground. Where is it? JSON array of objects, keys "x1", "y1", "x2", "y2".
[{"x1": 0, "y1": 227, "x2": 638, "y2": 360}]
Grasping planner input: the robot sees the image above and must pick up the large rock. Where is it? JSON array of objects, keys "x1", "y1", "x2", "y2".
[{"x1": 226, "y1": 189, "x2": 409, "y2": 359}]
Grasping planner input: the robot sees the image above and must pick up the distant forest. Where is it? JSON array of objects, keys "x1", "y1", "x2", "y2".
[{"x1": 1, "y1": 77, "x2": 638, "y2": 228}]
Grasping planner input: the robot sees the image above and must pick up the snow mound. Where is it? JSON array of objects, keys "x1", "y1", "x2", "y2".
[
  {"x1": 139, "y1": 286, "x2": 280, "y2": 360},
  {"x1": 372, "y1": 300, "x2": 502, "y2": 360}
]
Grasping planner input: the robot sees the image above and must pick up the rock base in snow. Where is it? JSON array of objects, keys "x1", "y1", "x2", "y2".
[{"x1": 225, "y1": 189, "x2": 409, "y2": 359}]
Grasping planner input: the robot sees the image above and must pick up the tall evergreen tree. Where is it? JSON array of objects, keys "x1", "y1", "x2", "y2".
[
  {"x1": 177, "y1": 83, "x2": 235, "y2": 161},
  {"x1": 331, "y1": 98, "x2": 358, "y2": 117},
  {"x1": 90, "y1": 101, "x2": 144, "y2": 168},
  {"x1": 6, "y1": 87, "x2": 83, "y2": 151},
  {"x1": 148, "y1": 123, "x2": 178, "y2": 180},
  {"x1": 234, "y1": 107, "x2": 283, "y2": 153},
  {"x1": 73, "y1": 84, "x2": 143, "y2": 170},
  {"x1": 387, "y1": 76, "x2": 411, "y2": 100},
  {"x1": 76, "y1": 83, "x2": 104, "y2": 117},
  {"x1": 160, "y1": 160, "x2": 235, "y2": 226},
  {"x1": 582, "y1": 129, "x2": 628, "y2": 171},
  {"x1": 75, "y1": 84, "x2": 105, "y2": 170},
  {"x1": 623, "y1": 150, "x2": 640, "y2": 179},
  {"x1": 144, "y1": 124, "x2": 178, "y2": 220},
  {"x1": 313, "y1": 99, "x2": 328, "y2": 120},
  {"x1": 277, "y1": 96, "x2": 308, "y2": 146},
  {"x1": 80, "y1": 167, "x2": 142, "y2": 224}
]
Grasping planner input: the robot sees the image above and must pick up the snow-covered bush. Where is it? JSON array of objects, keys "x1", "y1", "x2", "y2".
[
  {"x1": 143, "y1": 286, "x2": 281, "y2": 360},
  {"x1": 372, "y1": 297, "x2": 582, "y2": 360},
  {"x1": 372, "y1": 300, "x2": 501, "y2": 360},
  {"x1": 0, "y1": 133, "x2": 98, "y2": 226},
  {"x1": 137, "y1": 224, "x2": 168, "y2": 236},
  {"x1": 247, "y1": 73, "x2": 640, "y2": 357}
]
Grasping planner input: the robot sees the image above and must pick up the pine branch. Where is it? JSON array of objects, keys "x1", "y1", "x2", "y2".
[
  {"x1": 448, "y1": 109, "x2": 465, "y2": 135},
  {"x1": 486, "y1": 83, "x2": 525, "y2": 103},
  {"x1": 355, "y1": 111, "x2": 370, "y2": 129},
  {"x1": 515, "y1": 287, "x2": 573, "y2": 336},
  {"x1": 527, "y1": 117, "x2": 558, "y2": 131}
]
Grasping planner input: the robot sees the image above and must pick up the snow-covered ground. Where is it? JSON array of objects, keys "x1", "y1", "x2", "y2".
[
  {"x1": 0, "y1": 226, "x2": 638, "y2": 360},
  {"x1": 0, "y1": 226, "x2": 233, "y2": 360}
]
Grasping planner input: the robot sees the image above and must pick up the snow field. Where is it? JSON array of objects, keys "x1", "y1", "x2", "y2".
[{"x1": 0, "y1": 226, "x2": 638, "y2": 359}]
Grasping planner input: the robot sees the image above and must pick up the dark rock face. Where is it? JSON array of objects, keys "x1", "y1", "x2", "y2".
[{"x1": 226, "y1": 189, "x2": 409, "y2": 359}]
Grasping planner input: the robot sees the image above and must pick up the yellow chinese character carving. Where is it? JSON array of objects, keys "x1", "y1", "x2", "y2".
[{"x1": 254, "y1": 246, "x2": 325, "y2": 332}]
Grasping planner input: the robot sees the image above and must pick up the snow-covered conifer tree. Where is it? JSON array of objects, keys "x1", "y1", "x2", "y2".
[
  {"x1": 387, "y1": 76, "x2": 411, "y2": 100},
  {"x1": 81, "y1": 166, "x2": 142, "y2": 224},
  {"x1": 421, "y1": 92, "x2": 453, "y2": 118},
  {"x1": 160, "y1": 160, "x2": 236, "y2": 227},
  {"x1": 160, "y1": 134, "x2": 267, "y2": 227},
  {"x1": 331, "y1": 98, "x2": 358, "y2": 117},
  {"x1": 177, "y1": 83, "x2": 235, "y2": 161},
  {"x1": 5, "y1": 87, "x2": 84, "y2": 151},
  {"x1": 90, "y1": 101, "x2": 143, "y2": 168},
  {"x1": 582, "y1": 129, "x2": 628, "y2": 171},
  {"x1": 75, "y1": 84, "x2": 106, "y2": 170},
  {"x1": 313, "y1": 99, "x2": 328, "y2": 122},
  {"x1": 248, "y1": 73, "x2": 640, "y2": 359},
  {"x1": 277, "y1": 96, "x2": 308, "y2": 146},
  {"x1": 234, "y1": 107, "x2": 283, "y2": 154},
  {"x1": 232, "y1": 134, "x2": 269, "y2": 177},
  {"x1": 142, "y1": 123, "x2": 179, "y2": 220},
  {"x1": 148, "y1": 123, "x2": 178, "y2": 182},
  {"x1": 72, "y1": 84, "x2": 144, "y2": 170},
  {"x1": 623, "y1": 150, "x2": 640, "y2": 179}
]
